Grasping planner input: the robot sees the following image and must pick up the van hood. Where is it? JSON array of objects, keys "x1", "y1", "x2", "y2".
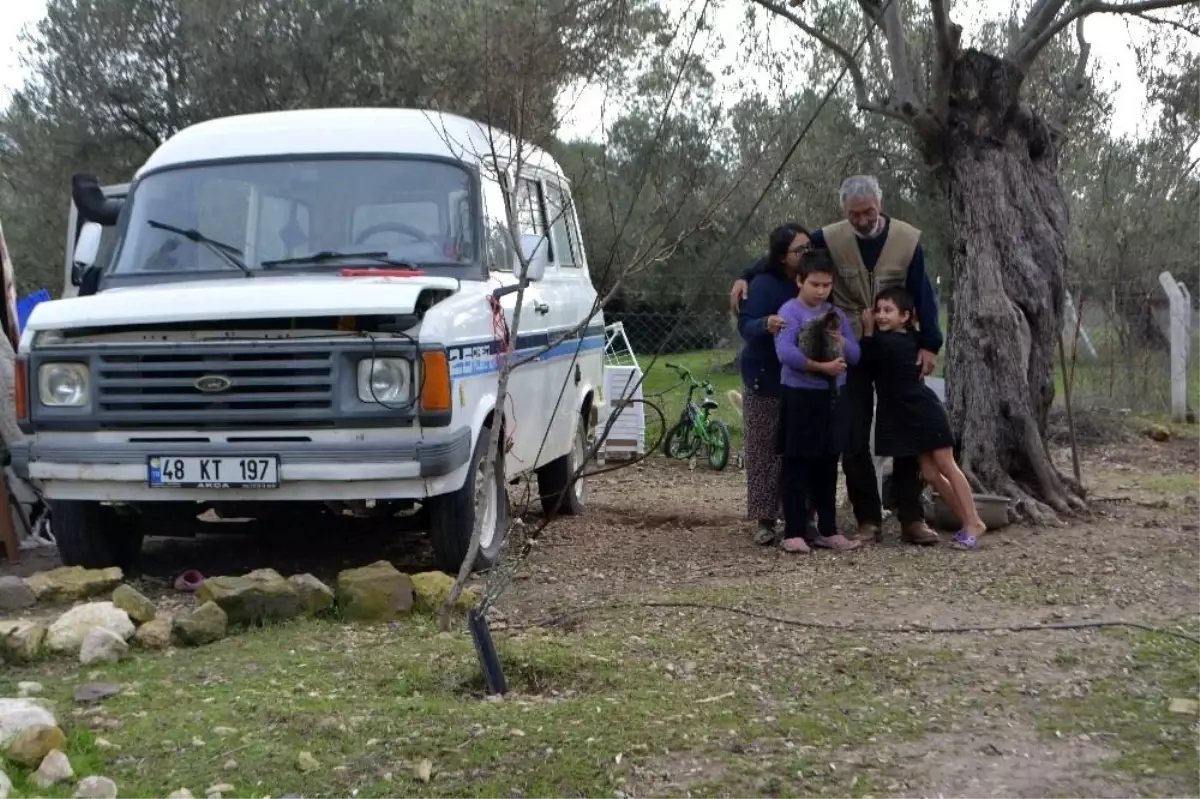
[{"x1": 24, "y1": 274, "x2": 461, "y2": 332}]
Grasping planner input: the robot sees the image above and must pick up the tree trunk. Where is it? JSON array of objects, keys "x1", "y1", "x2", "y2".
[
  {"x1": 0, "y1": 334, "x2": 24, "y2": 448},
  {"x1": 925, "y1": 49, "x2": 1085, "y2": 524}
]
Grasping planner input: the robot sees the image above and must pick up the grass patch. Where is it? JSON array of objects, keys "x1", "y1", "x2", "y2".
[
  {"x1": 0, "y1": 617, "x2": 963, "y2": 798},
  {"x1": 1035, "y1": 622, "x2": 1200, "y2": 790},
  {"x1": 981, "y1": 576, "x2": 1110, "y2": 607},
  {"x1": 1123, "y1": 472, "x2": 1200, "y2": 497},
  {"x1": 637, "y1": 348, "x2": 743, "y2": 452}
]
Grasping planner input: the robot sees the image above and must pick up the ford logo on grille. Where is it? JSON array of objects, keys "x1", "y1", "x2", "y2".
[{"x1": 194, "y1": 374, "x2": 233, "y2": 393}]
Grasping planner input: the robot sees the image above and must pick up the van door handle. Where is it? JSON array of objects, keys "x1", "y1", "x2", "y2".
[{"x1": 533, "y1": 301, "x2": 550, "y2": 315}]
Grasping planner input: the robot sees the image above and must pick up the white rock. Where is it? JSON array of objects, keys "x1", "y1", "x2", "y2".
[
  {"x1": 80, "y1": 627, "x2": 129, "y2": 665},
  {"x1": 0, "y1": 769, "x2": 11, "y2": 799},
  {"x1": 0, "y1": 697, "x2": 58, "y2": 747},
  {"x1": 75, "y1": 775, "x2": 119, "y2": 799},
  {"x1": 17, "y1": 681, "x2": 44, "y2": 697},
  {"x1": 32, "y1": 748, "x2": 74, "y2": 787},
  {"x1": 46, "y1": 602, "x2": 134, "y2": 653},
  {"x1": 167, "y1": 791, "x2": 194, "y2": 799}
]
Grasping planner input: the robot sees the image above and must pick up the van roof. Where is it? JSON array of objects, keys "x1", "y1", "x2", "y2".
[{"x1": 137, "y1": 108, "x2": 564, "y2": 179}]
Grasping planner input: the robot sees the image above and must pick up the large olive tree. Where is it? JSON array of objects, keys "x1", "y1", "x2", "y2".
[{"x1": 749, "y1": 0, "x2": 1197, "y2": 522}]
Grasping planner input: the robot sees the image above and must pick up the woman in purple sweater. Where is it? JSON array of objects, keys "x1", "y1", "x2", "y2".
[{"x1": 773, "y1": 250, "x2": 862, "y2": 553}]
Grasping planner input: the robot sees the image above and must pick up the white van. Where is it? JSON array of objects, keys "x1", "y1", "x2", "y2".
[{"x1": 11, "y1": 108, "x2": 604, "y2": 573}]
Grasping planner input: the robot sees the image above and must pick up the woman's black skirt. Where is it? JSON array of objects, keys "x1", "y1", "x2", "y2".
[{"x1": 776, "y1": 384, "x2": 844, "y2": 458}]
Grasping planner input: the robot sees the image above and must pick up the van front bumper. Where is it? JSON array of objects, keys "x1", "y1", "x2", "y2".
[{"x1": 10, "y1": 427, "x2": 472, "y2": 502}]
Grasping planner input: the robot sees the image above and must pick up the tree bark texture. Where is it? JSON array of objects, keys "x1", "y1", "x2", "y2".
[
  {"x1": 0, "y1": 334, "x2": 24, "y2": 449},
  {"x1": 928, "y1": 49, "x2": 1085, "y2": 524}
]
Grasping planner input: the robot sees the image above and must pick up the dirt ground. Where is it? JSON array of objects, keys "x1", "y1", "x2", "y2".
[{"x1": 2, "y1": 434, "x2": 1198, "y2": 798}]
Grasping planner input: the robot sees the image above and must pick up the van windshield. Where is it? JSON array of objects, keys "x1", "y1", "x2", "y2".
[{"x1": 108, "y1": 158, "x2": 477, "y2": 276}]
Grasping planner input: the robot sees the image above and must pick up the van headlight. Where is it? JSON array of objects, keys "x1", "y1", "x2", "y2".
[
  {"x1": 38, "y1": 362, "x2": 90, "y2": 407},
  {"x1": 357, "y1": 358, "x2": 413, "y2": 404}
]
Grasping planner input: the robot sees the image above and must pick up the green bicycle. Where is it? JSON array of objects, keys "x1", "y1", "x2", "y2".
[{"x1": 660, "y1": 362, "x2": 731, "y2": 471}]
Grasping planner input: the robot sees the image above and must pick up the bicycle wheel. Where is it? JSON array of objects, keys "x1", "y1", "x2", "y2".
[
  {"x1": 663, "y1": 419, "x2": 700, "y2": 459},
  {"x1": 706, "y1": 419, "x2": 731, "y2": 471}
]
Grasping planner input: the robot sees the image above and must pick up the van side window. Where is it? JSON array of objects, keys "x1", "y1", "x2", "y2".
[
  {"x1": 480, "y1": 170, "x2": 515, "y2": 272},
  {"x1": 543, "y1": 181, "x2": 580, "y2": 268},
  {"x1": 515, "y1": 176, "x2": 554, "y2": 262}
]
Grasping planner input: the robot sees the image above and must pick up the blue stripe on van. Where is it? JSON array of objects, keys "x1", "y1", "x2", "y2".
[{"x1": 447, "y1": 328, "x2": 606, "y2": 380}]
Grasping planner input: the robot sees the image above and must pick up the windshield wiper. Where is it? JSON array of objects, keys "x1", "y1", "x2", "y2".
[
  {"x1": 147, "y1": 220, "x2": 254, "y2": 278},
  {"x1": 260, "y1": 250, "x2": 421, "y2": 270}
]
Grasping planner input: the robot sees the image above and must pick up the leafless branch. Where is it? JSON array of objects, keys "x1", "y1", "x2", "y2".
[
  {"x1": 746, "y1": 0, "x2": 910, "y2": 123},
  {"x1": 1014, "y1": 0, "x2": 1070, "y2": 54},
  {"x1": 927, "y1": 0, "x2": 961, "y2": 122},
  {"x1": 1055, "y1": 16, "x2": 1092, "y2": 130},
  {"x1": 857, "y1": 0, "x2": 921, "y2": 114},
  {"x1": 1126, "y1": 9, "x2": 1200, "y2": 35},
  {"x1": 1012, "y1": 0, "x2": 1197, "y2": 73}
]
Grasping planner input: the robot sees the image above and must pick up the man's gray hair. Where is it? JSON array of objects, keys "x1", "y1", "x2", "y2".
[{"x1": 838, "y1": 175, "x2": 882, "y2": 208}]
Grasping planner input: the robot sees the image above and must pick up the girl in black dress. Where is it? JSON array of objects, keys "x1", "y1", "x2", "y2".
[{"x1": 860, "y1": 286, "x2": 987, "y2": 550}]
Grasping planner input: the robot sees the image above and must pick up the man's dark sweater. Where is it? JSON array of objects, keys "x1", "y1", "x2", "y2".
[{"x1": 741, "y1": 218, "x2": 943, "y2": 353}]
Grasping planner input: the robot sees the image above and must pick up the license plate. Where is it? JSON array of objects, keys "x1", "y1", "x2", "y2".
[{"x1": 148, "y1": 456, "x2": 279, "y2": 489}]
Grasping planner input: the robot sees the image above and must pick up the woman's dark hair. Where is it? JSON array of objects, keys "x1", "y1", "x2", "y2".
[
  {"x1": 766, "y1": 222, "x2": 810, "y2": 277},
  {"x1": 875, "y1": 285, "x2": 916, "y2": 328},
  {"x1": 797, "y1": 247, "x2": 834, "y2": 282}
]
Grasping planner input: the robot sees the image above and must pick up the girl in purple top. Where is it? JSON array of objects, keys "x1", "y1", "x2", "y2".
[{"x1": 773, "y1": 250, "x2": 862, "y2": 554}]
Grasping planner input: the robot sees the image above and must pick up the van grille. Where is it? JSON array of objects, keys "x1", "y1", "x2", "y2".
[{"x1": 94, "y1": 346, "x2": 335, "y2": 428}]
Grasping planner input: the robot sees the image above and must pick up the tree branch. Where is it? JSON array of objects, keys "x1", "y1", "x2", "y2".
[
  {"x1": 856, "y1": 0, "x2": 922, "y2": 115},
  {"x1": 1127, "y1": 9, "x2": 1200, "y2": 35},
  {"x1": 928, "y1": 0, "x2": 961, "y2": 123},
  {"x1": 1056, "y1": 16, "x2": 1092, "y2": 131},
  {"x1": 849, "y1": 0, "x2": 921, "y2": 113},
  {"x1": 880, "y1": 0, "x2": 920, "y2": 113},
  {"x1": 1012, "y1": 0, "x2": 1198, "y2": 73},
  {"x1": 747, "y1": 0, "x2": 910, "y2": 123},
  {"x1": 1012, "y1": 0, "x2": 1070, "y2": 56}
]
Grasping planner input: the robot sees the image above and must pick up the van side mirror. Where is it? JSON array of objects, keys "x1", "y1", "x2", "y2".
[
  {"x1": 72, "y1": 173, "x2": 124, "y2": 226},
  {"x1": 518, "y1": 233, "x2": 549, "y2": 283},
  {"x1": 70, "y1": 222, "x2": 103, "y2": 286}
]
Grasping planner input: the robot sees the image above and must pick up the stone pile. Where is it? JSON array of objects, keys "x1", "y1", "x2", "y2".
[
  {"x1": 2, "y1": 561, "x2": 478, "y2": 665},
  {"x1": 0, "y1": 560, "x2": 479, "y2": 796}
]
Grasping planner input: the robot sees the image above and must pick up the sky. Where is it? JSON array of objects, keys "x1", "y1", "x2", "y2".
[{"x1": 0, "y1": 0, "x2": 1188, "y2": 144}]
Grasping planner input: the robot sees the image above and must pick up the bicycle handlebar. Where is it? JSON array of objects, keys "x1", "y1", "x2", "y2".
[{"x1": 666, "y1": 362, "x2": 703, "y2": 387}]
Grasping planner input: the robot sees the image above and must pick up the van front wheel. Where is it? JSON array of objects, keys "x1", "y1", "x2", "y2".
[
  {"x1": 536, "y1": 414, "x2": 590, "y2": 518},
  {"x1": 427, "y1": 428, "x2": 508, "y2": 575}
]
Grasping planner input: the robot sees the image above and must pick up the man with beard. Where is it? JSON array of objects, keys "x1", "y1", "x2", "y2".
[{"x1": 729, "y1": 176, "x2": 943, "y2": 546}]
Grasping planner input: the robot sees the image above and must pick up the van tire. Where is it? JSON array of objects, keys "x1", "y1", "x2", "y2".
[
  {"x1": 427, "y1": 428, "x2": 508, "y2": 575},
  {"x1": 536, "y1": 414, "x2": 589, "y2": 518},
  {"x1": 48, "y1": 500, "x2": 145, "y2": 572}
]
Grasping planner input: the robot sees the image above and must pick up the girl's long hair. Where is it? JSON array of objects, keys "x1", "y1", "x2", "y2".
[{"x1": 766, "y1": 222, "x2": 810, "y2": 279}]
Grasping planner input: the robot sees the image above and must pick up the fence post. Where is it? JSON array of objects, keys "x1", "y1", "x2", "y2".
[
  {"x1": 1180, "y1": 279, "x2": 1190, "y2": 417},
  {"x1": 1157, "y1": 271, "x2": 1190, "y2": 422}
]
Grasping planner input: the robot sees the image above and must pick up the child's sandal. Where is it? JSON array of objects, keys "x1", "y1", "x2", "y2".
[
  {"x1": 950, "y1": 530, "x2": 979, "y2": 550},
  {"x1": 780, "y1": 537, "x2": 812, "y2": 554}
]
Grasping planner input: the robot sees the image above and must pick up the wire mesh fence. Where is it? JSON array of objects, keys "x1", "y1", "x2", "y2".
[
  {"x1": 602, "y1": 306, "x2": 739, "y2": 356},
  {"x1": 607, "y1": 274, "x2": 1199, "y2": 447},
  {"x1": 1057, "y1": 278, "x2": 1199, "y2": 436}
]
